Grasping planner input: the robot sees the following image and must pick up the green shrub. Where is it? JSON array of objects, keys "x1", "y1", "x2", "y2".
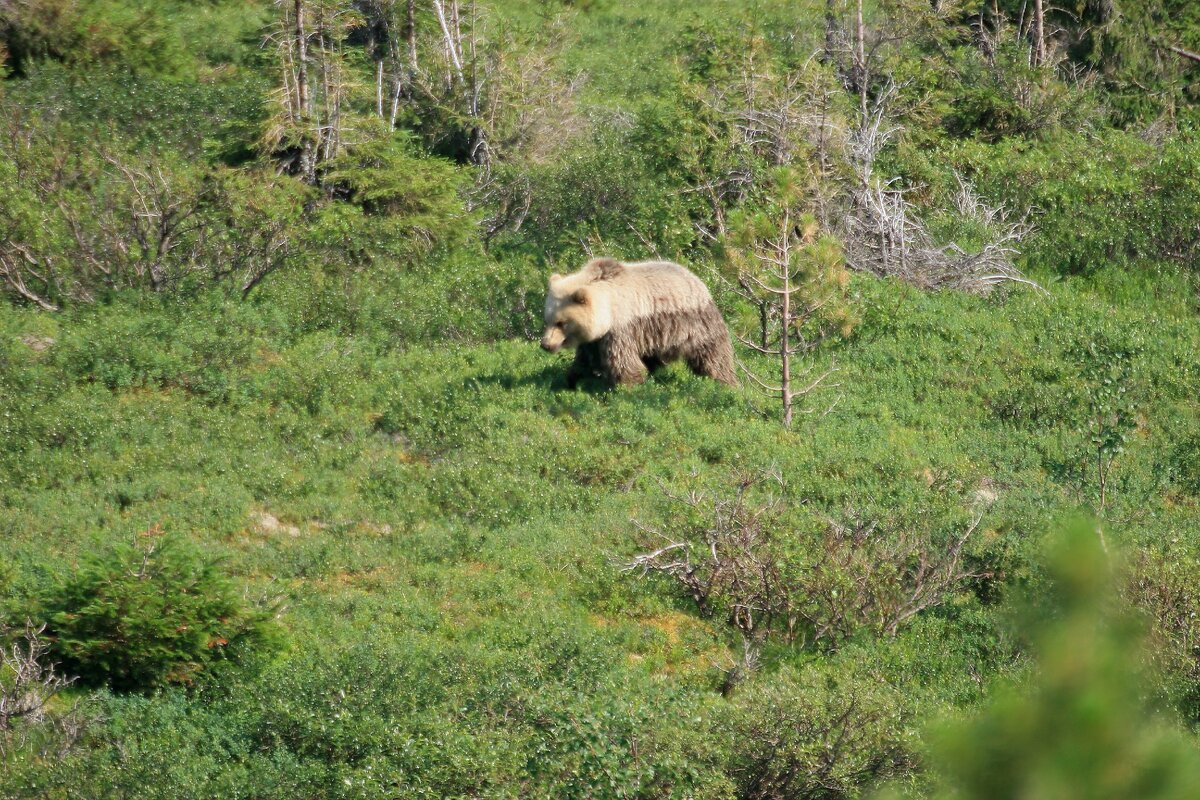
[
  {"x1": 43, "y1": 529, "x2": 273, "y2": 692},
  {"x1": 942, "y1": 41, "x2": 1096, "y2": 142},
  {"x1": 725, "y1": 665, "x2": 917, "y2": 799},
  {"x1": 493, "y1": 123, "x2": 697, "y2": 260},
  {"x1": 318, "y1": 132, "x2": 472, "y2": 265},
  {"x1": 933, "y1": 130, "x2": 1200, "y2": 278},
  {"x1": 0, "y1": 0, "x2": 192, "y2": 78},
  {"x1": 5, "y1": 63, "x2": 268, "y2": 156}
]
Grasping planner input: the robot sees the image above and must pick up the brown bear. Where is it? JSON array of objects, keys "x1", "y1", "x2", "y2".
[{"x1": 540, "y1": 257, "x2": 738, "y2": 388}]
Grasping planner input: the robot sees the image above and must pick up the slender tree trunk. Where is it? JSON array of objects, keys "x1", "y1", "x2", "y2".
[
  {"x1": 823, "y1": 0, "x2": 838, "y2": 65},
  {"x1": 294, "y1": 0, "x2": 315, "y2": 182},
  {"x1": 281, "y1": 54, "x2": 296, "y2": 119},
  {"x1": 469, "y1": 0, "x2": 479, "y2": 117},
  {"x1": 390, "y1": 77, "x2": 403, "y2": 129},
  {"x1": 376, "y1": 59, "x2": 384, "y2": 117},
  {"x1": 433, "y1": 0, "x2": 465, "y2": 83},
  {"x1": 854, "y1": 0, "x2": 867, "y2": 117},
  {"x1": 780, "y1": 209, "x2": 793, "y2": 429},
  {"x1": 1032, "y1": 0, "x2": 1046, "y2": 67},
  {"x1": 1164, "y1": 43, "x2": 1200, "y2": 65},
  {"x1": 406, "y1": 0, "x2": 418, "y2": 72},
  {"x1": 294, "y1": 0, "x2": 309, "y2": 115},
  {"x1": 319, "y1": 27, "x2": 332, "y2": 161}
]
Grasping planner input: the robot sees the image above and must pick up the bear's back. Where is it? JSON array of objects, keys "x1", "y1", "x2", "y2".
[{"x1": 603, "y1": 261, "x2": 714, "y2": 326}]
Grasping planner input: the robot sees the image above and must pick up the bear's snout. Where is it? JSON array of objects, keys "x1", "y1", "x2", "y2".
[{"x1": 541, "y1": 328, "x2": 565, "y2": 352}]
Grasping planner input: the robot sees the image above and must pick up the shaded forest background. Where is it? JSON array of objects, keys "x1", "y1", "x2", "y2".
[{"x1": 2, "y1": 1, "x2": 1200, "y2": 797}]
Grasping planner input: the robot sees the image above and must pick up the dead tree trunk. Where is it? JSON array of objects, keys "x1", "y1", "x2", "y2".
[
  {"x1": 294, "y1": 0, "x2": 316, "y2": 182},
  {"x1": 1031, "y1": 0, "x2": 1046, "y2": 67},
  {"x1": 854, "y1": 0, "x2": 866, "y2": 116},
  {"x1": 823, "y1": 0, "x2": 839, "y2": 65}
]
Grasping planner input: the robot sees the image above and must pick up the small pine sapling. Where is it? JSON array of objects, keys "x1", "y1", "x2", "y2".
[{"x1": 724, "y1": 168, "x2": 856, "y2": 427}]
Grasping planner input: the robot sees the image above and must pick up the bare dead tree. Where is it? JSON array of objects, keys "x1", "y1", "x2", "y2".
[
  {"x1": 359, "y1": 0, "x2": 583, "y2": 185},
  {"x1": 1031, "y1": 0, "x2": 1046, "y2": 67},
  {"x1": 267, "y1": 0, "x2": 360, "y2": 181}
]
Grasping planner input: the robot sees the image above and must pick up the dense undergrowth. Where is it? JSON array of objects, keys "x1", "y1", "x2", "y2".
[{"x1": 2, "y1": 0, "x2": 1200, "y2": 797}]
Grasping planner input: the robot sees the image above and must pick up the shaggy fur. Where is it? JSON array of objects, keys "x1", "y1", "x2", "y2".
[{"x1": 540, "y1": 258, "x2": 737, "y2": 387}]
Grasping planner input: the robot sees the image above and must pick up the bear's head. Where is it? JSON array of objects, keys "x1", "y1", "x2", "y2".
[{"x1": 540, "y1": 260, "x2": 621, "y2": 352}]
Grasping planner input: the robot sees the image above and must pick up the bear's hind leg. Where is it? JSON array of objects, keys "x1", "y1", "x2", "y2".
[{"x1": 686, "y1": 335, "x2": 738, "y2": 386}]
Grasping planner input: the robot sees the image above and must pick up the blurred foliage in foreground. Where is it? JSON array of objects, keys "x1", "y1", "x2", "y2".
[{"x1": 911, "y1": 520, "x2": 1200, "y2": 800}]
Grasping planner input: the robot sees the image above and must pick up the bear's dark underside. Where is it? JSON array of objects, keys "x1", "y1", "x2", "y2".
[{"x1": 565, "y1": 302, "x2": 737, "y2": 388}]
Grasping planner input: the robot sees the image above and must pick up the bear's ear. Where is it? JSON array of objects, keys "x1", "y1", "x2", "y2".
[
  {"x1": 588, "y1": 258, "x2": 624, "y2": 280},
  {"x1": 571, "y1": 288, "x2": 590, "y2": 305},
  {"x1": 549, "y1": 272, "x2": 563, "y2": 284}
]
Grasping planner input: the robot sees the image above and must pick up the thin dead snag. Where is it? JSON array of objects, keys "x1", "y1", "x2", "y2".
[
  {"x1": 267, "y1": 0, "x2": 360, "y2": 181},
  {"x1": 626, "y1": 474, "x2": 988, "y2": 689}
]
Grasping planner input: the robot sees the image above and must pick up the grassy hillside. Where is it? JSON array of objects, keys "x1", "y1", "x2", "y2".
[
  {"x1": 3, "y1": 268, "x2": 1198, "y2": 796},
  {"x1": 2, "y1": 0, "x2": 1200, "y2": 798}
]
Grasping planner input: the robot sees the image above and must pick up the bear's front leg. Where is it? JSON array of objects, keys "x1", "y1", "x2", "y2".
[
  {"x1": 601, "y1": 333, "x2": 648, "y2": 386},
  {"x1": 566, "y1": 343, "x2": 600, "y2": 389}
]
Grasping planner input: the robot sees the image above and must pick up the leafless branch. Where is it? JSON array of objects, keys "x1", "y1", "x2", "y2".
[
  {"x1": 1160, "y1": 41, "x2": 1200, "y2": 65},
  {"x1": 842, "y1": 86, "x2": 1042, "y2": 294},
  {"x1": 626, "y1": 474, "x2": 990, "y2": 684},
  {"x1": 0, "y1": 622, "x2": 75, "y2": 734}
]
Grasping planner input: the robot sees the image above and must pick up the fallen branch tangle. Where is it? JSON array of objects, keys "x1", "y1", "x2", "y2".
[
  {"x1": 844, "y1": 84, "x2": 1043, "y2": 294},
  {"x1": 627, "y1": 474, "x2": 989, "y2": 681}
]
